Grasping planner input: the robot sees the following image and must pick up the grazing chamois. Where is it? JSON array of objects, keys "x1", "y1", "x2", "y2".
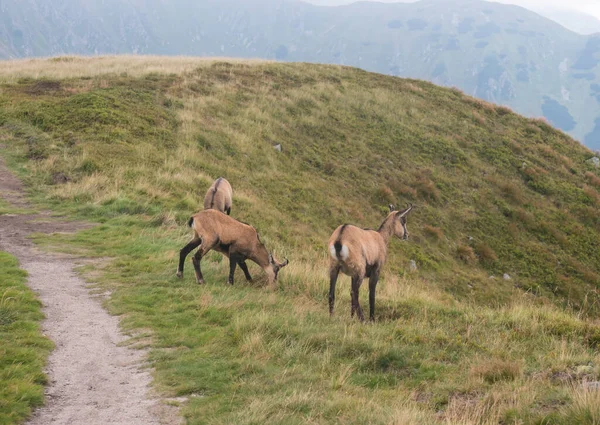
[
  {"x1": 204, "y1": 177, "x2": 233, "y2": 215},
  {"x1": 176, "y1": 209, "x2": 289, "y2": 285},
  {"x1": 328, "y1": 204, "x2": 413, "y2": 321}
]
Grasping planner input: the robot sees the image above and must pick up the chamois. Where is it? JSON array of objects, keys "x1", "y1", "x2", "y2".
[
  {"x1": 328, "y1": 204, "x2": 413, "y2": 321},
  {"x1": 203, "y1": 177, "x2": 232, "y2": 215},
  {"x1": 176, "y1": 209, "x2": 289, "y2": 285}
]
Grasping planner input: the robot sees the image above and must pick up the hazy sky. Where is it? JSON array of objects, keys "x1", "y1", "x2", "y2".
[
  {"x1": 304, "y1": 0, "x2": 600, "y2": 20},
  {"x1": 497, "y1": 0, "x2": 600, "y2": 18}
]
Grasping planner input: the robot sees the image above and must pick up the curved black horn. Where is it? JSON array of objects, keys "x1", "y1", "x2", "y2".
[{"x1": 398, "y1": 203, "x2": 413, "y2": 218}]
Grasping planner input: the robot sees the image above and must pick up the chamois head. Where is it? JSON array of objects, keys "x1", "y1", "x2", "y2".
[
  {"x1": 268, "y1": 253, "x2": 289, "y2": 282},
  {"x1": 388, "y1": 203, "x2": 413, "y2": 240}
]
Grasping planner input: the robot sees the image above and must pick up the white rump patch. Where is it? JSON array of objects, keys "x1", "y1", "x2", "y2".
[
  {"x1": 329, "y1": 245, "x2": 337, "y2": 260},
  {"x1": 340, "y1": 245, "x2": 349, "y2": 261},
  {"x1": 329, "y1": 244, "x2": 350, "y2": 261}
]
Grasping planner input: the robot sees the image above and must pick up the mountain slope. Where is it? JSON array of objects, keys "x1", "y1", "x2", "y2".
[
  {"x1": 2, "y1": 0, "x2": 600, "y2": 148},
  {"x1": 0, "y1": 56, "x2": 599, "y2": 309},
  {"x1": 1, "y1": 56, "x2": 600, "y2": 424}
]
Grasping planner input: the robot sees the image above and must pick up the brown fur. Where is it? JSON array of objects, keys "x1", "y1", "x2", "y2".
[
  {"x1": 177, "y1": 209, "x2": 288, "y2": 285},
  {"x1": 203, "y1": 177, "x2": 233, "y2": 215},
  {"x1": 328, "y1": 204, "x2": 412, "y2": 321}
]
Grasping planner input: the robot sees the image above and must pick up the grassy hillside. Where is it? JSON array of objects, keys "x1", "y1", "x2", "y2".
[
  {"x1": 0, "y1": 252, "x2": 52, "y2": 425},
  {"x1": 3, "y1": 0, "x2": 600, "y2": 146},
  {"x1": 1, "y1": 56, "x2": 600, "y2": 424}
]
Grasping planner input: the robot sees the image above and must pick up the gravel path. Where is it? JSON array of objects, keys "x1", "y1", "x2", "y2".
[{"x1": 0, "y1": 157, "x2": 168, "y2": 425}]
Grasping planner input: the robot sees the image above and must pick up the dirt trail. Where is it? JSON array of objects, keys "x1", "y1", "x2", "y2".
[{"x1": 0, "y1": 157, "x2": 169, "y2": 425}]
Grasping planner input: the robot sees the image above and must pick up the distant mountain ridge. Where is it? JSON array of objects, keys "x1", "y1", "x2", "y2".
[
  {"x1": 1, "y1": 0, "x2": 600, "y2": 148},
  {"x1": 306, "y1": 0, "x2": 600, "y2": 35},
  {"x1": 532, "y1": 7, "x2": 600, "y2": 35}
]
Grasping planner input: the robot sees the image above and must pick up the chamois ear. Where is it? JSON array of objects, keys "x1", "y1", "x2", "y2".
[{"x1": 389, "y1": 204, "x2": 396, "y2": 213}]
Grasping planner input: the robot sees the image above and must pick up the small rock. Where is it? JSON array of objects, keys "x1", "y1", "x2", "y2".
[
  {"x1": 273, "y1": 143, "x2": 282, "y2": 152},
  {"x1": 489, "y1": 275, "x2": 496, "y2": 279},
  {"x1": 52, "y1": 172, "x2": 70, "y2": 185},
  {"x1": 503, "y1": 273, "x2": 511, "y2": 280},
  {"x1": 468, "y1": 236, "x2": 474, "y2": 241},
  {"x1": 587, "y1": 157, "x2": 600, "y2": 168},
  {"x1": 409, "y1": 260, "x2": 417, "y2": 272}
]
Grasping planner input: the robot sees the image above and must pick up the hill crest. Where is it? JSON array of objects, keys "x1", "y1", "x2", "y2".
[
  {"x1": 1, "y1": 56, "x2": 600, "y2": 424},
  {"x1": 2, "y1": 0, "x2": 600, "y2": 146}
]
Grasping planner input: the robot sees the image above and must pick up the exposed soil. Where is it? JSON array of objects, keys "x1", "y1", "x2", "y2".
[
  {"x1": 25, "y1": 80, "x2": 63, "y2": 95},
  {"x1": 0, "y1": 157, "x2": 176, "y2": 425}
]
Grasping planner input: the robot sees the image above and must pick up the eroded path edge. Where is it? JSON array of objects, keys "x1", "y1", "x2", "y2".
[{"x1": 0, "y1": 156, "x2": 176, "y2": 425}]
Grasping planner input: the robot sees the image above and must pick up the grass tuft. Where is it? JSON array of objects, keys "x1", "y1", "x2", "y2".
[
  {"x1": 0, "y1": 252, "x2": 53, "y2": 424},
  {"x1": 469, "y1": 358, "x2": 523, "y2": 383}
]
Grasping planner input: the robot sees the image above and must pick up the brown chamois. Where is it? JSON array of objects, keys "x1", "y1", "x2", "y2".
[
  {"x1": 328, "y1": 204, "x2": 413, "y2": 321},
  {"x1": 203, "y1": 177, "x2": 233, "y2": 215},
  {"x1": 176, "y1": 209, "x2": 289, "y2": 285}
]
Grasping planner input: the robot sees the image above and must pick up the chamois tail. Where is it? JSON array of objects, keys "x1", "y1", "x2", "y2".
[{"x1": 329, "y1": 225, "x2": 349, "y2": 261}]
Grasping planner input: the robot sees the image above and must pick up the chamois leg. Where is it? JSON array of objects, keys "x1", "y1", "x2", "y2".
[
  {"x1": 191, "y1": 249, "x2": 205, "y2": 284},
  {"x1": 192, "y1": 239, "x2": 219, "y2": 284},
  {"x1": 177, "y1": 238, "x2": 201, "y2": 278},
  {"x1": 329, "y1": 266, "x2": 340, "y2": 316},
  {"x1": 351, "y1": 275, "x2": 364, "y2": 321},
  {"x1": 238, "y1": 260, "x2": 253, "y2": 282},
  {"x1": 350, "y1": 278, "x2": 356, "y2": 318},
  {"x1": 368, "y1": 271, "x2": 380, "y2": 322},
  {"x1": 228, "y1": 254, "x2": 240, "y2": 285},
  {"x1": 192, "y1": 241, "x2": 217, "y2": 284}
]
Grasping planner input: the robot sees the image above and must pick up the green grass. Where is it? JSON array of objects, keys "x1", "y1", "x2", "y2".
[
  {"x1": 0, "y1": 199, "x2": 20, "y2": 215},
  {"x1": 32, "y1": 220, "x2": 600, "y2": 424},
  {"x1": 0, "y1": 199, "x2": 35, "y2": 215},
  {"x1": 1, "y1": 57, "x2": 600, "y2": 423},
  {"x1": 0, "y1": 252, "x2": 52, "y2": 425}
]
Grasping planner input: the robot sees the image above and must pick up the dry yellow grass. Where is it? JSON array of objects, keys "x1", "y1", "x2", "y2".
[{"x1": 0, "y1": 55, "x2": 269, "y2": 83}]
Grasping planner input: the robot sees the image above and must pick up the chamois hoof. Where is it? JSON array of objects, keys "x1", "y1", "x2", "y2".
[
  {"x1": 176, "y1": 271, "x2": 183, "y2": 279},
  {"x1": 197, "y1": 279, "x2": 205, "y2": 285}
]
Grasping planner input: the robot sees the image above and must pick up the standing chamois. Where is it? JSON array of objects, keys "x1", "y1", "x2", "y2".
[
  {"x1": 177, "y1": 209, "x2": 289, "y2": 285},
  {"x1": 204, "y1": 177, "x2": 233, "y2": 215},
  {"x1": 328, "y1": 204, "x2": 413, "y2": 321}
]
